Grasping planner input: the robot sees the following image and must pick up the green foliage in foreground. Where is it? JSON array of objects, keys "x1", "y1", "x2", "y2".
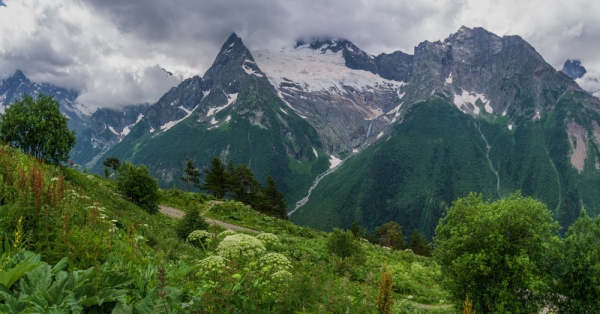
[
  {"x1": 556, "y1": 210, "x2": 600, "y2": 313},
  {"x1": 0, "y1": 93, "x2": 76, "y2": 164},
  {"x1": 0, "y1": 145, "x2": 454, "y2": 313},
  {"x1": 175, "y1": 207, "x2": 208, "y2": 240},
  {"x1": 117, "y1": 162, "x2": 160, "y2": 214},
  {"x1": 434, "y1": 192, "x2": 561, "y2": 313}
]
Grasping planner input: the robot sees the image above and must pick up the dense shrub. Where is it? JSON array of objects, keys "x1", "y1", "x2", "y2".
[
  {"x1": 175, "y1": 207, "x2": 208, "y2": 240},
  {"x1": 117, "y1": 162, "x2": 160, "y2": 214},
  {"x1": 326, "y1": 228, "x2": 365, "y2": 266}
]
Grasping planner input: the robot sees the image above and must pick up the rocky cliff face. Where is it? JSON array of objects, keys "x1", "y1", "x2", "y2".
[
  {"x1": 70, "y1": 104, "x2": 150, "y2": 167},
  {"x1": 92, "y1": 33, "x2": 327, "y2": 203},
  {"x1": 253, "y1": 40, "x2": 407, "y2": 155},
  {"x1": 291, "y1": 27, "x2": 600, "y2": 237},
  {"x1": 561, "y1": 59, "x2": 587, "y2": 79},
  {"x1": 400, "y1": 26, "x2": 595, "y2": 125}
]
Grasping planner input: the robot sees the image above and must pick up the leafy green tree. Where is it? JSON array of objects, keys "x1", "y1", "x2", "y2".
[
  {"x1": 256, "y1": 175, "x2": 288, "y2": 220},
  {"x1": 202, "y1": 157, "x2": 227, "y2": 199},
  {"x1": 117, "y1": 162, "x2": 160, "y2": 214},
  {"x1": 556, "y1": 210, "x2": 600, "y2": 313},
  {"x1": 180, "y1": 158, "x2": 200, "y2": 191},
  {"x1": 0, "y1": 93, "x2": 75, "y2": 164},
  {"x1": 373, "y1": 221, "x2": 407, "y2": 250},
  {"x1": 175, "y1": 207, "x2": 209, "y2": 240},
  {"x1": 103, "y1": 156, "x2": 121, "y2": 179},
  {"x1": 103, "y1": 166, "x2": 110, "y2": 179},
  {"x1": 326, "y1": 228, "x2": 364, "y2": 266},
  {"x1": 434, "y1": 192, "x2": 560, "y2": 313},
  {"x1": 410, "y1": 229, "x2": 431, "y2": 257}
]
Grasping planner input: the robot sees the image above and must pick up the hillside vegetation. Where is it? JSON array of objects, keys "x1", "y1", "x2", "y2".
[
  {"x1": 0, "y1": 145, "x2": 453, "y2": 313},
  {"x1": 294, "y1": 94, "x2": 600, "y2": 237}
]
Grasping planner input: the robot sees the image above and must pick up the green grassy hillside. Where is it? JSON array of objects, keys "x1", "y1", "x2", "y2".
[
  {"x1": 293, "y1": 94, "x2": 600, "y2": 237},
  {"x1": 0, "y1": 145, "x2": 452, "y2": 313}
]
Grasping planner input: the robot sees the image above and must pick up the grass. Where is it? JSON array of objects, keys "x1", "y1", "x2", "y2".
[{"x1": 0, "y1": 144, "x2": 456, "y2": 313}]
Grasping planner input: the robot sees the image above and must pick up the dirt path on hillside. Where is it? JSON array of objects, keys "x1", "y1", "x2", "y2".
[{"x1": 158, "y1": 205, "x2": 258, "y2": 233}]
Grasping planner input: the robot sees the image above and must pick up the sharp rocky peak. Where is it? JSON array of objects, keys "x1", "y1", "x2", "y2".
[
  {"x1": 561, "y1": 59, "x2": 587, "y2": 80},
  {"x1": 11, "y1": 70, "x2": 28, "y2": 80}
]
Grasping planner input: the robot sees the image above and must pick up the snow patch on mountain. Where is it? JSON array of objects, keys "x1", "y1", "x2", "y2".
[
  {"x1": 329, "y1": 155, "x2": 342, "y2": 169},
  {"x1": 207, "y1": 93, "x2": 238, "y2": 117},
  {"x1": 160, "y1": 104, "x2": 198, "y2": 132},
  {"x1": 453, "y1": 90, "x2": 490, "y2": 115},
  {"x1": 445, "y1": 73, "x2": 453, "y2": 85},
  {"x1": 108, "y1": 126, "x2": 119, "y2": 136},
  {"x1": 243, "y1": 64, "x2": 263, "y2": 77},
  {"x1": 253, "y1": 44, "x2": 405, "y2": 96},
  {"x1": 122, "y1": 125, "x2": 132, "y2": 137},
  {"x1": 485, "y1": 103, "x2": 493, "y2": 114},
  {"x1": 312, "y1": 147, "x2": 318, "y2": 157}
]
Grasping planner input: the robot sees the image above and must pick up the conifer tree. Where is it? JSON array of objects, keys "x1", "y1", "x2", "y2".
[
  {"x1": 202, "y1": 157, "x2": 227, "y2": 198},
  {"x1": 230, "y1": 164, "x2": 261, "y2": 205},
  {"x1": 180, "y1": 158, "x2": 200, "y2": 191},
  {"x1": 410, "y1": 229, "x2": 432, "y2": 257},
  {"x1": 256, "y1": 175, "x2": 288, "y2": 219}
]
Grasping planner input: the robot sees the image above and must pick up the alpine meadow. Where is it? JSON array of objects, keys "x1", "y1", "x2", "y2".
[{"x1": 2, "y1": 2, "x2": 600, "y2": 311}]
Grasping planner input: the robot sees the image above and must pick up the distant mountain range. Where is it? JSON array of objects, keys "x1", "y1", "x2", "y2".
[{"x1": 3, "y1": 26, "x2": 600, "y2": 237}]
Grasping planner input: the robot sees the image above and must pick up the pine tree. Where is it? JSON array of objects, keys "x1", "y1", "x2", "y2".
[
  {"x1": 229, "y1": 164, "x2": 261, "y2": 205},
  {"x1": 256, "y1": 175, "x2": 288, "y2": 219},
  {"x1": 180, "y1": 158, "x2": 200, "y2": 191},
  {"x1": 202, "y1": 157, "x2": 227, "y2": 198}
]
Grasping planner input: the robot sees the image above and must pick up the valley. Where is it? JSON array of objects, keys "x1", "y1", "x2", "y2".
[{"x1": 3, "y1": 26, "x2": 600, "y2": 240}]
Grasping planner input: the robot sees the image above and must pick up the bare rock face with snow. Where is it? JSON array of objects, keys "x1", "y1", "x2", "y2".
[
  {"x1": 253, "y1": 40, "x2": 407, "y2": 153},
  {"x1": 400, "y1": 26, "x2": 595, "y2": 125}
]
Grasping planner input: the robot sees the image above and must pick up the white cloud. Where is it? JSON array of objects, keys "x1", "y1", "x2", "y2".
[{"x1": 1, "y1": 0, "x2": 600, "y2": 109}]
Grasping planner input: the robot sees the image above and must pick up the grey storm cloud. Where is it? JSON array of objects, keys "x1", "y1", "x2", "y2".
[{"x1": 1, "y1": 0, "x2": 600, "y2": 110}]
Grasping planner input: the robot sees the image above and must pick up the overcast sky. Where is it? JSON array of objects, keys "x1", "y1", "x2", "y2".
[{"x1": 0, "y1": 0, "x2": 599, "y2": 110}]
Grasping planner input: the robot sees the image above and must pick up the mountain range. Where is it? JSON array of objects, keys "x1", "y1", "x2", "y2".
[{"x1": 3, "y1": 26, "x2": 600, "y2": 237}]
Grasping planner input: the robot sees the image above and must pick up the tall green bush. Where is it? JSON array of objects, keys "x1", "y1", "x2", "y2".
[
  {"x1": 434, "y1": 192, "x2": 560, "y2": 313},
  {"x1": 556, "y1": 210, "x2": 600, "y2": 313},
  {"x1": 117, "y1": 162, "x2": 160, "y2": 214}
]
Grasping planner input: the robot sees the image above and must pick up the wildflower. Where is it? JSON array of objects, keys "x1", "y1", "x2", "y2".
[
  {"x1": 217, "y1": 234, "x2": 265, "y2": 260},
  {"x1": 187, "y1": 230, "x2": 211, "y2": 244},
  {"x1": 255, "y1": 233, "x2": 281, "y2": 249},
  {"x1": 50, "y1": 177, "x2": 59, "y2": 182},
  {"x1": 217, "y1": 229, "x2": 237, "y2": 241},
  {"x1": 271, "y1": 270, "x2": 293, "y2": 283},
  {"x1": 196, "y1": 255, "x2": 227, "y2": 277},
  {"x1": 259, "y1": 253, "x2": 291, "y2": 273}
]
